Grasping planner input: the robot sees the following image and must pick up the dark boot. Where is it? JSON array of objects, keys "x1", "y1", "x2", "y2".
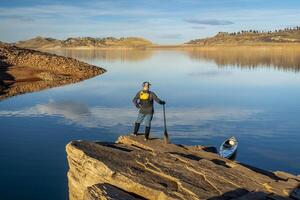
[
  {"x1": 131, "y1": 123, "x2": 140, "y2": 136},
  {"x1": 144, "y1": 126, "x2": 151, "y2": 140}
]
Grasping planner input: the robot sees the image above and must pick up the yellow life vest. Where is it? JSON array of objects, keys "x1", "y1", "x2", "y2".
[{"x1": 139, "y1": 91, "x2": 150, "y2": 100}]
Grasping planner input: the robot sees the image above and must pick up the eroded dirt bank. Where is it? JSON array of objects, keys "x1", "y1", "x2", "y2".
[{"x1": 0, "y1": 42, "x2": 106, "y2": 100}]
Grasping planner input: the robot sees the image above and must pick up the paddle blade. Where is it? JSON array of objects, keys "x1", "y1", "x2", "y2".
[{"x1": 164, "y1": 130, "x2": 169, "y2": 144}]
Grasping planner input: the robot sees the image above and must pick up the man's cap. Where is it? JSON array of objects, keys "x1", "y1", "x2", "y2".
[{"x1": 142, "y1": 81, "x2": 151, "y2": 86}]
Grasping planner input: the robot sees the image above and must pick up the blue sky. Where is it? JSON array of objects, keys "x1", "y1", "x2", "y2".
[{"x1": 0, "y1": 0, "x2": 300, "y2": 44}]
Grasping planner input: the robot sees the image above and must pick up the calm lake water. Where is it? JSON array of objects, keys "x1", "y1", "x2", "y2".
[{"x1": 1, "y1": 48, "x2": 300, "y2": 200}]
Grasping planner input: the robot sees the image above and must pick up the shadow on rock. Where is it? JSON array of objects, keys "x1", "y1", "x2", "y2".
[{"x1": 0, "y1": 55, "x2": 15, "y2": 95}]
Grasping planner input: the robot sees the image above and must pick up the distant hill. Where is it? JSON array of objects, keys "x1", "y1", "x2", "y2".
[
  {"x1": 186, "y1": 27, "x2": 300, "y2": 46},
  {"x1": 15, "y1": 36, "x2": 153, "y2": 49}
]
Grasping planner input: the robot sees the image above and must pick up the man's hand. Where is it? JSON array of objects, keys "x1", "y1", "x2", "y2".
[{"x1": 161, "y1": 101, "x2": 166, "y2": 105}]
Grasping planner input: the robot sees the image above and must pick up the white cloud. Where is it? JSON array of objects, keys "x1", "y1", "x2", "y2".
[
  {"x1": 0, "y1": 4, "x2": 167, "y2": 19},
  {"x1": 184, "y1": 19, "x2": 234, "y2": 26},
  {"x1": 1, "y1": 2, "x2": 300, "y2": 44}
]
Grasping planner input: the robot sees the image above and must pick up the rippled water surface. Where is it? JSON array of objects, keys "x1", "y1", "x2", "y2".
[{"x1": 1, "y1": 47, "x2": 300, "y2": 200}]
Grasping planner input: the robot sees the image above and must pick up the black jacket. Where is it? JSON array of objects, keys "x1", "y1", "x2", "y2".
[{"x1": 133, "y1": 90, "x2": 164, "y2": 114}]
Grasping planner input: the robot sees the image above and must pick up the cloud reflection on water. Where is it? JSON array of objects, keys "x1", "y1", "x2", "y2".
[
  {"x1": 0, "y1": 100, "x2": 263, "y2": 138},
  {"x1": 188, "y1": 70, "x2": 232, "y2": 77}
]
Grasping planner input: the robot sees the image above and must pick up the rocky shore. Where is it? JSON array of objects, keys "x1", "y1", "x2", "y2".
[
  {"x1": 0, "y1": 42, "x2": 106, "y2": 100},
  {"x1": 66, "y1": 135, "x2": 300, "y2": 200}
]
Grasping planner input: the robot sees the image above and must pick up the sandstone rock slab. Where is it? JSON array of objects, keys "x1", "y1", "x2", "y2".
[{"x1": 66, "y1": 135, "x2": 300, "y2": 200}]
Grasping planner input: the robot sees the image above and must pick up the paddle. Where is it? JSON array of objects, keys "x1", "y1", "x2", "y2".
[{"x1": 163, "y1": 104, "x2": 170, "y2": 144}]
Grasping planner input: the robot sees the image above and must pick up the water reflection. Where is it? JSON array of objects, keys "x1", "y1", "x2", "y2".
[
  {"x1": 1, "y1": 47, "x2": 300, "y2": 200},
  {"x1": 185, "y1": 47, "x2": 300, "y2": 72},
  {"x1": 45, "y1": 49, "x2": 154, "y2": 63},
  {"x1": 188, "y1": 70, "x2": 232, "y2": 77},
  {"x1": 0, "y1": 100, "x2": 262, "y2": 132},
  {"x1": 45, "y1": 47, "x2": 300, "y2": 71}
]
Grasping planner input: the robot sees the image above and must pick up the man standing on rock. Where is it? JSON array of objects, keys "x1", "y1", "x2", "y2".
[{"x1": 132, "y1": 81, "x2": 165, "y2": 140}]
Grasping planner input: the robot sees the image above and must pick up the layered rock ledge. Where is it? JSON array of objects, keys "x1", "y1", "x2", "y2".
[
  {"x1": 0, "y1": 42, "x2": 106, "y2": 100},
  {"x1": 66, "y1": 135, "x2": 300, "y2": 200}
]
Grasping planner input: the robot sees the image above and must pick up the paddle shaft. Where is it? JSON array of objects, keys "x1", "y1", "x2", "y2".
[{"x1": 163, "y1": 104, "x2": 169, "y2": 143}]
